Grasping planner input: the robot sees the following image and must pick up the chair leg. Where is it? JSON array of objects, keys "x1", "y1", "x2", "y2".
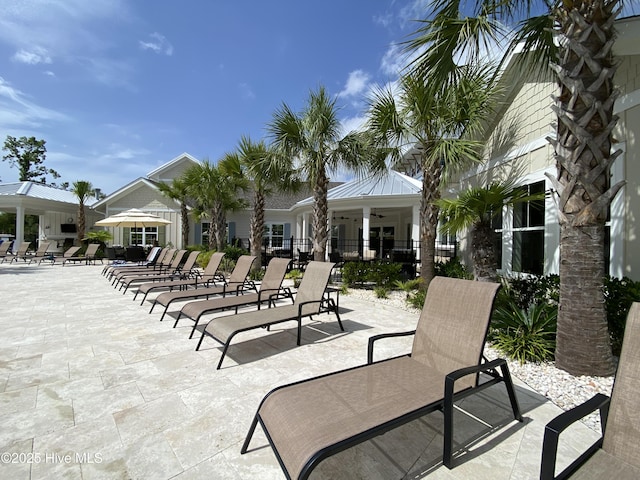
[
  {"x1": 241, "y1": 414, "x2": 260, "y2": 454},
  {"x1": 499, "y1": 363, "x2": 523, "y2": 422},
  {"x1": 149, "y1": 301, "x2": 157, "y2": 314},
  {"x1": 173, "y1": 313, "x2": 182, "y2": 328},
  {"x1": 189, "y1": 316, "x2": 201, "y2": 339}
]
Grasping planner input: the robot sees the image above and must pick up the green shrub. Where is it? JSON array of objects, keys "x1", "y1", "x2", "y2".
[
  {"x1": 222, "y1": 244, "x2": 249, "y2": 262},
  {"x1": 286, "y1": 269, "x2": 303, "y2": 288},
  {"x1": 393, "y1": 278, "x2": 423, "y2": 292},
  {"x1": 434, "y1": 257, "x2": 472, "y2": 279},
  {"x1": 249, "y1": 267, "x2": 265, "y2": 281},
  {"x1": 604, "y1": 275, "x2": 640, "y2": 356},
  {"x1": 406, "y1": 289, "x2": 426, "y2": 310},
  {"x1": 196, "y1": 250, "x2": 216, "y2": 269},
  {"x1": 342, "y1": 261, "x2": 401, "y2": 287},
  {"x1": 502, "y1": 274, "x2": 559, "y2": 310},
  {"x1": 374, "y1": 286, "x2": 388, "y2": 299},
  {"x1": 490, "y1": 298, "x2": 557, "y2": 364}
]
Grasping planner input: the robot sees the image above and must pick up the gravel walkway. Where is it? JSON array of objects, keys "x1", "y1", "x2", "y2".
[{"x1": 345, "y1": 288, "x2": 614, "y2": 432}]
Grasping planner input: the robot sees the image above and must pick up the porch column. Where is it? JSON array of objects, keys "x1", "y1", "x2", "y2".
[
  {"x1": 412, "y1": 204, "x2": 420, "y2": 260},
  {"x1": 362, "y1": 206, "x2": 370, "y2": 253},
  {"x1": 14, "y1": 205, "x2": 25, "y2": 253},
  {"x1": 327, "y1": 210, "x2": 333, "y2": 259},
  {"x1": 302, "y1": 212, "x2": 310, "y2": 252}
]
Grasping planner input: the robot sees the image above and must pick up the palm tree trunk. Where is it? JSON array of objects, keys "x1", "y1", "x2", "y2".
[
  {"x1": 549, "y1": 1, "x2": 623, "y2": 376},
  {"x1": 472, "y1": 222, "x2": 497, "y2": 281},
  {"x1": 312, "y1": 169, "x2": 329, "y2": 262},
  {"x1": 181, "y1": 203, "x2": 189, "y2": 249},
  {"x1": 250, "y1": 190, "x2": 265, "y2": 269},
  {"x1": 77, "y1": 203, "x2": 85, "y2": 245},
  {"x1": 419, "y1": 160, "x2": 442, "y2": 288},
  {"x1": 556, "y1": 224, "x2": 613, "y2": 374}
]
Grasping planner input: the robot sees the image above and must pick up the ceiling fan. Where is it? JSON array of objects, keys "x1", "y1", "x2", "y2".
[{"x1": 371, "y1": 209, "x2": 385, "y2": 219}]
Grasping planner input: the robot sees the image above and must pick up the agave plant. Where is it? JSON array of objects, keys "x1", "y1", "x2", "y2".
[{"x1": 490, "y1": 297, "x2": 558, "y2": 364}]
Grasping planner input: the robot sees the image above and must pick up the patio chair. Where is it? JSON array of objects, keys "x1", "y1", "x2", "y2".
[
  {"x1": 150, "y1": 255, "x2": 257, "y2": 321},
  {"x1": 0, "y1": 241, "x2": 13, "y2": 262},
  {"x1": 7, "y1": 242, "x2": 30, "y2": 263},
  {"x1": 133, "y1": 251, "x2": 226, "y2": 305},
  {"x1": 241, "y1": 276, "x2": 522, "y2": 479},
  {"x1": 101, "y1": 246, "x2": 162, "y2": 275},
  {"x1": 131, "y1": 250, "x2": 202, "y2": 301},
  {"x1": 115, "y1": 249, "x2": 188, "y2": 293},
  {"x1": 198, "y1": 260, "x2": 341, "y2": 369},
  {"x1": 55, "y1": 246, "x2": 82, "y2": 265},
  {"x1": 540, "y1": 302, "x2": 640, "y2": 480},
  {"x1": 109, "y1": 248, "x2": 176, "y2": 283},
  {"x1": 26, "y1": 241, "x2": 51, "y2": 264},
  {"x1": 64, "y1": 243, "x2": 101, "y2": 265},
  {"x1": 174, "y1": 257, "x2": 293, "y2": 339}
]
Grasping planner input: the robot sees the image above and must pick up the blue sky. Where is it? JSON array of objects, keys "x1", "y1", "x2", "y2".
[{"x1": 0, "y1": 0, "x2": 426, "y2": 194}]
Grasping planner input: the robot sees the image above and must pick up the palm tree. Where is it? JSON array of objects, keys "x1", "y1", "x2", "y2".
[
  {"x1": 367, "y1": 65, "x2": 500, "y2": 288},
  {"x1": 183, "y1": 159, "x2": 247, "y2": 251},
  {"x1": 268, "y1": 85, "x2": 387, "y2": 262},
  {"x1": 220, "y1": 136, "x2": 301, "y2": 270},
  {"x1": 406, "y1": 1, "x2": 623, "y2": 376},
  {"x1": 70, "y1": 180, "x2": 93, "y2": 245},
  {"x1": 437, "y1": 182, "x2": 544, "y2": 281},
  {"x1": 158, "y1": 178, "x2": 190, "y2": 248}
]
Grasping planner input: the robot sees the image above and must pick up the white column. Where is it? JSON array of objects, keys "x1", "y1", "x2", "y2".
[
  {"x1": 412, "y1": 204, "x2": 420, "y2": 260},
  {"x1": 14, "y1": 205, "x2": 25, "y2": 253},
  {"x1": 302, "y1": 212, "x2": 309, "y2": 252},
  {"x1": 362, "y1": 206, "x2": 370, "y2": 253},
  {"x1": 327, "y1": 210, "x2": 333, "y2": 259}
]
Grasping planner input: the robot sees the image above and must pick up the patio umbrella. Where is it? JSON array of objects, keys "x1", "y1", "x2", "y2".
[
  {"x1": 95, "y1": 208, "x2": 172, "y2": 228},
  {"x1": 95, "y1": 209, "x2": 171, "y2": 245}
]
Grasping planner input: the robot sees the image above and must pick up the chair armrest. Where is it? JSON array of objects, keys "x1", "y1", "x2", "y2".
[
  {"x1": 540, "y1": 393, "x2": 609, "y2": 480},
  {"x1": 297, "y1": 299, "x2": 322, "y2": 317},
  {"x1": 367, "y1": 330, "x2": 416, "y2": 364}
]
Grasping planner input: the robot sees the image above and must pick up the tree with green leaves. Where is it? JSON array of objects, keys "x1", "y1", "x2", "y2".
[
  {"x1": 437, "y1": 182, "x2": 544, "y2": 282},
  {"x1": 367, "y1": 65, "x2": 500, "y2": 288},
  {"x1": 268, "y1": 85, "x2": 387, "y2": 262},
  {"x1": 219, "y1": 136, "x2": 301, "y2": 270},
  {"x1": 407, "y1": 0, "x2": 623, "y2": 376},
  {"x1": 183, "y1": 159, "x2": 247, "y2": 251},
  {"x1": 158, "y1": 178, "x2": 190, "y2": 248},
  {"x1": 2, "y1": 136, "x2": 62, "y2": 185},
  {"x1": 70, "y1": 180, "x2": 94, "y2": 244}
]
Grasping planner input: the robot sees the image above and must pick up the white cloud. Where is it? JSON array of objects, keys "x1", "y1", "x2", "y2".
[
  {"x1": 139, "y1": 33, "x2": 174, "y2": 56},
  {"x1": 12, "y1": 46, "x2": 52, "y2": 65},
  {"x1": 340, "y1": 114, "x2": 367, "y2": 135},
  {"x1": 338, "y1": 70, "x2": 372, "y2": 98},
  {"x1": 0, "y1": 76, "x2": 69, "y2": 128}
]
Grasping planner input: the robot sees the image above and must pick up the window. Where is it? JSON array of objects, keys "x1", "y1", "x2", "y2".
[
  {"x1": 130, "y1": 226, "x2": 158, "y2": 247},
  {"x1": 263, "y1": 223, "x2": 284, "y2": 248},
  {"x1": 201, "y1": 222, "x2": 210, "y2": 246},
  {"x1": 512, "y1": 181, "x2": 545, "y2": 275}
]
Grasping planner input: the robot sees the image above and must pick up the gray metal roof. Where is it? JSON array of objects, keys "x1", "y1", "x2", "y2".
[
  {"x1": 0, "y1": 182, "x2": 96, "y2": 206},
  {"x1": 295, "y1": 170, "x2": 421, "y2": 207}
]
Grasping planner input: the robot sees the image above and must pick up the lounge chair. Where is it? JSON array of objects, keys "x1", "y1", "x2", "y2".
[
  {"x1": 151, "y1": 254, "x2": 257, "y2": 321},
  {"x1": 241, "y1": 276, "x2": 522, "y2": 479},
  {"x1": 56, "y1": 246, "x2": 82, "y2": 265},
  {"x1": 174, "y1": 257, "x2": 293, "y2": 340},
  {"x1": 7, "y1": 242, "x2": 31, "y2": 263},
  {"x1": 540, "y1": 302, "x2": 640, "y2": 479},
  {"x1": 130, "y1": 250, "x2": 201, "y2": 300},
  {"x1": 102, "y1": 246, "x2": 163, "y2": 276},
  {"x1": 110, "y1": 248, "x2": 176, "y2": 283},
  {"x1": 115, "y1": 249, "x2": 188, "y2": 293},
  {"x1": 64, "y1": 243, "x2": 101, "y2": 265},
  {"x1": 25, "y1": 241, "x2": 51, "y2": 264},
  {"x1": 133, "y1": 251, "x2": 226, "y2": 305},
  {"x1": 0, "y1": 241, "x2": 13, "y2": 262},
  {"x1": 198, "y1": 260, "x2": 341, "y2": 369}
]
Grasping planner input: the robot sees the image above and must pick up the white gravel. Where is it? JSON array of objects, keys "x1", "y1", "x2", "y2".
[{"x1": 344, "y1": 287, "x2": 614, "y2": 432}]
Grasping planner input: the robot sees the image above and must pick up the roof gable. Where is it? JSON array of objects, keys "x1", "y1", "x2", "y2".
[{"x1": 146, "y1": 152, "x2": 200, "y2": 181}]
